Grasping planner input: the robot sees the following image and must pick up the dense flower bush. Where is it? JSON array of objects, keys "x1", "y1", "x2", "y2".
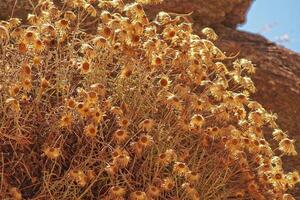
[{"x1": 0, "y1": 0, "x2": 299, "y2": 199}]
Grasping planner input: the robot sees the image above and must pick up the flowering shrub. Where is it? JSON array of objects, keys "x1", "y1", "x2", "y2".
[{"x1": 0, "y1": 0, "x2": 299, "y2": 199}]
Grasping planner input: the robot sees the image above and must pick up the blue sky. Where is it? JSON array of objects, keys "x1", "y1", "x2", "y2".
[{"x1": 239, "y1": 0, "x2": 300, "y2": 53}]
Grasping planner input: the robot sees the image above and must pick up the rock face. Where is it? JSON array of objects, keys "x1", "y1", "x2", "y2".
[
  {"x1": 213, "y1": 24, "x2": 300, "y2": 177},
  {"x1": 142, "y1": 0, "x2": 252, "y2": 28},
  {"x1": 0, "y1": 0, "x2": 33, "y2": 20},
  {"x1": 1, "y1": 0, "x2": 300, "y2": 197}
]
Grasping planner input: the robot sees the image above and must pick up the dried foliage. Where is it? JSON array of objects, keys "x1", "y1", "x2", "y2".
[{"x1": 0, "y1": 0, "x2": 299, "y2": 199}]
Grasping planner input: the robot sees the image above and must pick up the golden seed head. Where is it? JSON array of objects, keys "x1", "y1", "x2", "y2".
[
  {"x1": 43, "y1": 147, "x2": 61, "y2": 159},
  {"x1": 64, "y1": 11, "x2": 77, "y2": 21},
  {"x1": 9, "y1": 187, "x2": 22, "y2": 200},
  {"x1": 109, "y1": 186, "x2": 126, "y2": 197},
  {"x1": 41, "y1": 78, "x2": 50, "y2": 89},
  {"x1": 22, "y1": 78, "x2": 32, "y2": 91},
  {"x1": 60, "y1": 112, "x2": 73, "y2": 127},
  {"x1": 147, "y1": 185, "x2": 160, "y2": 197},
  {"x1": 138, "y1": 119, "x2": 154, "y2": 132},
  {"x1": 24, "y1": 30, "x2": 36, "y2": 43},
  {"x1": 88, "y1": 91, "x2": 98, "y2": 102},
  {"x1": 130, "y1": 191, "x2": 147, "y2": 200},
  {"x1": 113, "y1": 129, "x2": 128, "y2": 143},
  {"x1": 173, "y1": 162, "x2": 189, "y2": 176},
  {"x1": 279, "y1": 138, "x2": 297, "y2": 156},
  {"x1": 84, "y1": 124, "x2": 97, "y2": 137},
  {"x1": 159, "y1": 75, "x2": 170, "y2": 87},
  {"x1": 80, "y1": 61, "x2": 91, "y2": 74},
  {"x1": 152, "y1": 55, "x2": 162, "y2": 66},
  {"x1": 9, "y1": 84, "x2": 20, "y2": 96},
  {"x1": 162, "y1": 177, "x2": 175, "y2": 191},
  {"x1": 138, "y1": 135, "x2": 153, "y2": 147},
  {"x1": 57, "y1": 19, "x2": 69, "y2": 29},
  {"x1": 190, "y1": 114, "x2": 205, "y2": 128},
  {"x1": 121, "y1": 66, "x2": 133, "y2": 78},
  {"x1": 0, "y1": 25, "x2": 9, "y2": 42}
]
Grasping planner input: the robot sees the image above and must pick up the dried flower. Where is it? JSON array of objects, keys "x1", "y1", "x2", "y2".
[
  {"x1": 109, "y1": 186, "x2": 126, "y2": 197},
  {"x1": 43, "y1": 147, "x2": 61, "y2": 159},
  {"x1": 279, "y1": 138, "x2": 297, "y2": 156},
  {"x1": 272, "y1": 129, "x2": 287, "y2": 141},
  {"x1": 40, "y1": 78, "x2": 50, "y2": 89},
  {"x1": 80, "y1": 60, "x2": 91, "y2": 74},
  {"x1": 202, "y1": 27, "x2": 218, "y2": 41},
  {"x1": 283, "y1": 194, "x2": 296, "y2": 200},
  {"x1": 138, "y1": 119, "x2": 155, "y2": 132},
  {"x1": 0, "y1": 25, "x2": 9, "y2": 43},
  {"x1": 60, "y1": 112, "x2": 73, "y2": 127},
  {"x1": 5, "y1": 98, "x2": 20, "y2": 112},
  {"x1": 84, "y1": 123, "x2": 97, "y2": 137},
  {"x1": 173, "y1": 162, "x2": 189, "y2": 176},
  {"x1": 190, "y1": 114, "x2": 205, "y2": 128},
  {"x1": 130, "y1": 191, "x2": 147, "y2": 200},
  {"x1": 9, "y1": 187, "x2": 22, "y2": 200},
  {"x1": 161, "y1": 177, "x2": 175, "y2": 191},
  {"x1": 138, "y1": 135, "x2": 153, "y2": 148},
  {"x1": 113, "y1": 129, "x2": 129, "y2": 144},
  {"x1": 186, "y1": 171, "x2": 200, "y2": 183},
  {"x1": 146, "y1": 185, "x2": 161, "y2": 197}
]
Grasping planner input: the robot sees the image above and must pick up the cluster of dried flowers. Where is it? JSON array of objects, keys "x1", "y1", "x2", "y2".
[{"x1": 0, "y1": 0, "x2": 299, "y2": 199}]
